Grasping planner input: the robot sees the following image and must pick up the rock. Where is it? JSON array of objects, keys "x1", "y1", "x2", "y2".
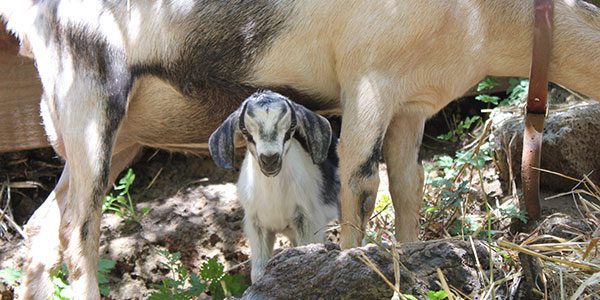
[
  {"x1": 538, "y1": 213, "x2": 595, "y2": 239},
  {"x1": 242, "y1": 240, "x2": 492, "y2": 299},
  {"x1": 491, "y1": 102, "x2": 600, "y2": 191}
]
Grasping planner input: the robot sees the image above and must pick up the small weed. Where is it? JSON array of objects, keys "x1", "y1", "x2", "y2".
[
  {"x1": 0, "y1": 259, "x2": 115, "y2": 299},
  {"x1": 426, "y1": 289, "x2": 448, "y2": 300},
  {"x1": 475, "y1": 76, "x2": 528, "y2": 107},
  {"x1": 102, "y1": 168, "x2": 150, "y2": 222},
  {"x1": 149, "y1": 250, "x2": 247, "y2": 300},
  {"x1": 424, "y1": 76, "x2": 529, "y2": 239},
  {"x1": 437, "y1": 115, "x2": 481, "y2": 143},
  {"x1": 0, "y1": 268, "x2": 22, "y2": 284}
]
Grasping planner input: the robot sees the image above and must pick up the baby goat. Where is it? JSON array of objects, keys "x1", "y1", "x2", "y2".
[{"x1": 209, "y1": 91, "x2": 339, "y2": 282}]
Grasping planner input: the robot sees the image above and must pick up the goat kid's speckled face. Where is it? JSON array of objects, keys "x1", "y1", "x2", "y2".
[{"x1": 240, "y1": 93, "x2": 297, "y2": 177}]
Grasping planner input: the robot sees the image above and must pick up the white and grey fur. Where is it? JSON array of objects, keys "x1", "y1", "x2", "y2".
[
  {"x1": 3, "y1": 1, "x2": 600, "y2": 298},
  {"x1": 209, "y1": 91, "x2": 339, "y2": 282}
]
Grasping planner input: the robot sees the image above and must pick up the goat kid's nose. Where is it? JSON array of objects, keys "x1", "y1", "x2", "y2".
[{"x1": 259, "y1": 154, "x2": 280, "y2": 168}]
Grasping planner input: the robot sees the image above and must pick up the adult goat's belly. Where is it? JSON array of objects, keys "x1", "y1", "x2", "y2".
[{"x1": 119, "y1": 76, "x2": 243, "y2": 153}]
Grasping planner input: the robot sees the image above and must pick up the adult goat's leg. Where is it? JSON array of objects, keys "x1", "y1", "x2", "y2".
[
  {"x1": 56, "y1": 77, "x2": 128, "y2": 299},
  {"x1": 383, "y1": 113, "x2": 425, "y2": 243},
  {"x1": 21, "y1": 143, "x2": 138, "y2": 299},
  {"x1": 21, "y1": 164, "x2": 69, "y2": 299},
  {"x1": 338, "y1": 83, "x2": 393, "y2": 249}
]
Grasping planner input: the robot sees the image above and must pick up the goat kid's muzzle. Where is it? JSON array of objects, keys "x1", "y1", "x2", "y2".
[{"x1": 258, "y1": 153, "x2": 281, "y2": 177}]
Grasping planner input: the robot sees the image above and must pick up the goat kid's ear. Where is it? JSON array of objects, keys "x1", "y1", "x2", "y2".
[
  {"x1": 293, "y1": 103, "x2": 332, "y2": 164},
  {"x1": 209, "y1": 103, "x2": 245, "y2": 169}
]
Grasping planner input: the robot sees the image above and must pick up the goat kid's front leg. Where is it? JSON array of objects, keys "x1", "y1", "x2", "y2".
[
  {"x1": 292, "y1": 207, "x2": 326, "y2": 245},
  {"x1": 383, "y1": 113, "x2": 425, "y2": 243},
  {"x1": 245, "y1": 218, "x2": 276, "y2": 283},
  {"x1": 338, "y1": 82, "x2": 393, "y2": 249}
]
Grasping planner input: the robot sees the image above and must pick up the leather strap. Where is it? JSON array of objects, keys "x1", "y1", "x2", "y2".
[{"x1": 522, "y1": 0, "x2": 554, "y2": 220}]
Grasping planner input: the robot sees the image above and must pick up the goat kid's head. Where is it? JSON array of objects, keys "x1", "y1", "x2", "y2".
[{"x1": 209, "y1": 90, "x2": 332, "y2": 177}]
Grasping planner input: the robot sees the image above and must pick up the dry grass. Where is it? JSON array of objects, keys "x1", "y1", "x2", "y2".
[{"x1": 364, "y1": 114, "x2": 599, "y2": 299}]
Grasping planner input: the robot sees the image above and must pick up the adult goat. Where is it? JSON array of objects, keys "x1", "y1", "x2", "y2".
[{"x1": 1, "y1": 0, "x2": 600, "y2": 298}]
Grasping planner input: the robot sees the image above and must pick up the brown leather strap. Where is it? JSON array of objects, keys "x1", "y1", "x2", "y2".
[{"x1": 522, "y1": 0, "x2": 554, "y2": 220}]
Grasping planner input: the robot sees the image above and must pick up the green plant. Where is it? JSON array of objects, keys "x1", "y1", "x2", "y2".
[
  {"x1": 504, "y1": 78, "x2": 529, "y2": 106},
  {"x1": 51, "y1": 265, "x2": 72, "y2": 300},
  {"x1": 437, "y1": 115, "x2": 481, "y2": 143},
  {"x1": 52, "y1": 259, "x2": 115, "y2": 299},
  {"x1": 475, "y1": 76, "x2": 528, "y2": 107},
  {"x1": 0, "y1": 267, "x2": 22, "y2": 284},
  {"x1": 475, "y1": 76, "x2": 501, "y2": 105},
  {"x1": 102, "y1": 168, "x2": 150, "y2": 222},
  {"x1": 149, "y1": 250, "x2": 247, "y2": 300},
  {"x1": 0, "y1": 259, "x2": 115, "y2": 300},
  {"x1": 426, "y1": 289, "x2": 448, "y2": 300},
  {"x1": 97, "y1": 259, "x2": 116, "y2": 297},
  {"x1": 422, "y1": 76, "x2": 532, "y2": 239}
]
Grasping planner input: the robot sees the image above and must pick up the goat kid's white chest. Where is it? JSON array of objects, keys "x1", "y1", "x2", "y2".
[{"x1": 237, "y1": 140, "x2": 322, "y2": 232}]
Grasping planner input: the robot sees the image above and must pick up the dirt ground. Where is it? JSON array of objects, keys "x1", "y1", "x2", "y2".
[
  {"x1": 0, "y1": 146, "x2": 590, "y2": 299},
  {"x1": 0, "y1": 149, "x2": 250, "y2": 299},
  {"x1": 1, "y1": 148, "x2": 341, "y2": 299}
]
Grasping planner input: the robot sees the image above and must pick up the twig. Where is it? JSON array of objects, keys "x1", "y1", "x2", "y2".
[
  {"x1": 436, "y1": 268, "x2": 454, "y2": 300},
  {"x1": 145, "y1": 167, "x2": 163, "y2": 190},
  {"x1": 498, "y1": 239, "x2": 600, "y2": 272},
  {"x1": 453, "y1": 120, "x2": 492, "y2": 183},
  {"x1": 533, "y1": 167, "x2": 583, "y2": 183},
  {"x1": 357, "y1": 251, "x2": 401, "y2": 295},
  {"x1": 224, "y1": 259, "x2": 250, "y2": 273},
  {"x1": 469, "y1": 236, "x2": 489, "y2": 285},
  {"x1": 556, "y1": 84, "x2": 589, "y2": 102},
  {"x1": 570, "y1": 272, "x2": 600, "y2": 300},
  {"x1": 390, "y1": 237, "x2": 401, "y2": 300},
  {"x1": 0, "y1": 206, "x2": 26, "y2": 239}
]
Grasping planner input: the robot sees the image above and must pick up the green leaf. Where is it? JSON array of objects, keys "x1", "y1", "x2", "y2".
[
  {"x1": 141, "y1": 207, "x2": 152, "y2": 216},
  {"x1": 162, "y1": 278, "x2": 180, "y2": 289},
  {"x1": 98, "y1": 259, "x2": 116, "y2": 273},
  {"x1": 475, "y1": 94, "x2": 500, "y2": 105},
  {"x1": 148, "y1": 289, "x2": 173, "y2": 300},
  {"x1": 187, "y1": 273, "x2": 207, "y2": 297},
  {"x1": 437, "y1": 131, "x2": 454, "y2": 141},
  {"x1": 476, "y1": 76, "x2": 498, "y2": 92},
  {"x1": 58, "y1": 285, "x2": 73, "y2": 300},
  {"x1": 170, "y1": 252, "x2": 182, "y2": 263},
  {"x1": 99, "y1": 285, "x2": 110, "y2": 297},
  {"x1": 375, "y1": 192, "x2": 392, "y2": 213},
  {"x1": 0, "y1": 268, "x2": 22, "y2": 284},
  {"x1": 116, "y1": 168, "x2": 136, "y2": 193},
  {"x1": 403, "y1": 295, "x2": 419, "y2": 300},
  {"x1": 221, "y1": 274, "x2": 248, "y2": 297},
  {"x1": 208, "y1": 281, "x2": 226, "y2": 300},
  {"x1": 427, "y1": 289, "x2": 448, "y2": 300},
  {"x1": 200, "y1": 258, "x2": 224, "y2": 282}
]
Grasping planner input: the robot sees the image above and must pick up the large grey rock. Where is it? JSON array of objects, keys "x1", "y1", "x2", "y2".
[
  {"x1": 491, "y1": 102, "x2": 600, "y2": 191},
  {"x1": 242, "y1": 240, "x2": 491, "y2": 300}
]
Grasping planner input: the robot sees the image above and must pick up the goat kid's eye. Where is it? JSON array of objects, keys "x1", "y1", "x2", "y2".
[
  {"x1": 245, "y1": 133, "x2": 255, "y2": 144},
  {"x1": 283, "y1": 128, "x2": 295, "y2": 141},
  {"x1": 240, "y1": 127, "x2": 255, "y2": 144}
]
